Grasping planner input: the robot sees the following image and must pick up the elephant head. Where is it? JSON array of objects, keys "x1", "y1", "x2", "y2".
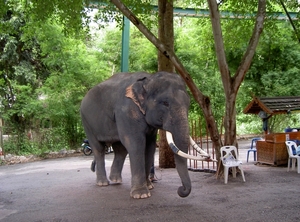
[{"x1": 125, "y1": 72, "x2": 189, "y2": 128}]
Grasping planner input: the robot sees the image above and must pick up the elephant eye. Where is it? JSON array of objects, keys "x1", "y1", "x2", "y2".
[{"x1": 162, "y1": 101, "x2": 169, "y2": 107}]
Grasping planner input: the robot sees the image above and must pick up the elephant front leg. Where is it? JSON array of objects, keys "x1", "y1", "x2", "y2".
[
  {"x1": 129, "y1": 153, "x2": 151, "y2": 199},
  {"x1": 130, "y1": 176, "x2": 150, "y2": 199},
  {"x1": 117, "y1": 119, "x2": 151, "y2": 198}
]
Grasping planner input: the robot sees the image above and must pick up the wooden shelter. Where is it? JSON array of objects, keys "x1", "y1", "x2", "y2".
[
  {"x1": 243, "y1": 96, "x2": 300, "y2": 166},
  {"x1": 243, "y1": 96, "x2": 300, "y2": 115}
]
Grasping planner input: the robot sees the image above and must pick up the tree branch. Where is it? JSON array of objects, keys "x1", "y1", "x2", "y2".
[
  {"x1": 207, "y1": 0, "x2": 230, "y2": 93},
  {"x1": 279, "y1": 0, "x2": 300, "y2": 43},
  {"x1": 233, "y1": 0, "x2": 266, "y2": 92}
]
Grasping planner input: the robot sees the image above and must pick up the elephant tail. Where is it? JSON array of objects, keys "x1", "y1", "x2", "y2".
[{"x1": 90, "y1": 160, "x2": 96, "y2": 172}]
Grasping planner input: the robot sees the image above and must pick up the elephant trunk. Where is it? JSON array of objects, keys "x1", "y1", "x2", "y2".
[
  {"x1": 165, "y1": 127, "x2": 191, "y2": 197},
  {"x1": 175, "y1": 154, "x2": 192, "y2": 197}
]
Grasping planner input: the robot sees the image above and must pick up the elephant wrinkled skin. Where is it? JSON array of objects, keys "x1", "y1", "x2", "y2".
[{"x1": 80, "y1": 71, "x2": 192, "y2": 199}]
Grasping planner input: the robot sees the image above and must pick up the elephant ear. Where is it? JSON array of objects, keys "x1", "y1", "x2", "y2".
[{"x1": 125, "y1": 77, "x2": 148, "y2": 115}]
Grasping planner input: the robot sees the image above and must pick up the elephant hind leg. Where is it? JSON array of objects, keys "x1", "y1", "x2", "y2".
[
  {"x1": 109, "y1": 142, "x2": 128, "y2": 184},
  {"x1": 89, "y1": 139, "x2": 109, "y2": 186},
  {"x1": 81, "y1": 118, "x2": 109, "y2": 186}
]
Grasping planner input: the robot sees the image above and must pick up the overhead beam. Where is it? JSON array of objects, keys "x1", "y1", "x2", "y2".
[
  {"x1": 169, "y1": 6, "x2": 298, "y2": 20},
  {"x1": 89, "y1": 2, "x2": 298, "y2": 20}
]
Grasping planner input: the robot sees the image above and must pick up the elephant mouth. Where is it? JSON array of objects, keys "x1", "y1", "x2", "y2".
[{"x1": 166, "y1": 131, "x2": 217, "y2": 162}]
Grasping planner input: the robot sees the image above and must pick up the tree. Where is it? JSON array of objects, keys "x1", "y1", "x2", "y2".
[
  {"x1": 157, "y1": 0, "x2": 176, "y2": 168},
  {"x1": 0, "y1": 5, "x2": 50, "y2": 138},
  {"x1": 207, "y1": 0, "x2": 265, "y2": 149}
]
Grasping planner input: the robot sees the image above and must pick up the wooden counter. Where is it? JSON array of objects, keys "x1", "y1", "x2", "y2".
[
  {"x1": 256, "y1": 141, "x2": 288, "y2": 166},
  {"x1": 256, "y1": 132, "x2": 300, "y2": 166}
]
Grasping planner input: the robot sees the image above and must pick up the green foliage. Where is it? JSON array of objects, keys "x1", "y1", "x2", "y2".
[
  {"x1": 37, "y1": 22, "x2": 111, "y2": 148},
  {"x1": 3, "y1": 127, "x2": 70, "y2": 156},
  {"x1": 241, "y1": 22, "x2": 300, "y2": 98},
  {"x1": 236, "y1": 115, "x2": 262, "y2": 135},
  {"x1": 96, "y1": 25, "x2": 158, "y2": 73},
  {"x1": 3, "y1": 84, "x2": 40, "y2": 120},
  {"x1": 175, "y1": 18, "x2": 225, "y2": 124},
  {"x1": 94, "y1": 0, "x2": 155, "y2": 30},
  {"x1": 24, "y1": 0, "x2": 91, "y2": 37},
  {"x1": 1, "y1": 2, "x2": 111, "y2": 155},
  {"x1": 0, "y1": 5, "x2": 48, "y2": 140},
  {"x1": 37, "y1": 128, "x2": 70, "y2": 152},
  {"x1": 96, "y1": 28, "x2": 122, "y2": 73},
  {"x1": 3, "y1": 136, "x2": 38, "y2": 156},
  {"x1": 237, "y1": 22, "x2": 300, "y2": 133},
  {"x1": 129, "y1": 27, "x2": 157, "y2": 72}
]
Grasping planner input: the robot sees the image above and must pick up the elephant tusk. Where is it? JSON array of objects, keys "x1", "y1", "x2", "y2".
[
  {"x1": 166, "y1": 131, "x2": 217, "y2": 162},
  {"x1": 189, "y1": 137, "x2": 217, "y2": 162},
  {"x1": 189, "y1": 136, "x2": 210, "y2": 157}
]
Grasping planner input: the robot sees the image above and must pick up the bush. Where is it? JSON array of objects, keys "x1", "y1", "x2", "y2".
[{"x1": 2, "y1": 127, "x2": 76, "y2": 156}]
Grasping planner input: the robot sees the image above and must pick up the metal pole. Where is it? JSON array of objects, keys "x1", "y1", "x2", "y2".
[
  {"x1": 121, "y1": 16, "x2": 130, "y2": 72},
  {"x1": 0, "y1": 118, "x2": 3, "y2": 158}
]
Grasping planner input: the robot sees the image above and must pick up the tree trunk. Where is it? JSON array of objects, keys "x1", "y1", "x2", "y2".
[{"x1": 157, "y1": 0, "x2": 176, "y2": 168}]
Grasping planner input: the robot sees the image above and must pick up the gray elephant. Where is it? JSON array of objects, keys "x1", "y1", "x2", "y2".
[{"x1": 80, "y1": 71, "x2": 208, "y2": 199}]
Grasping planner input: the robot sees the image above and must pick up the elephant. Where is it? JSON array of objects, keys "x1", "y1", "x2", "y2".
[{"x1": 80, "y1": 71, "x2": 211, "y2": 199}]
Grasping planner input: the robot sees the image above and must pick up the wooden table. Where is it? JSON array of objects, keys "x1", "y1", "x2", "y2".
[{"x1": 256, "y1": 132, "x2": 300, "y2": 166}]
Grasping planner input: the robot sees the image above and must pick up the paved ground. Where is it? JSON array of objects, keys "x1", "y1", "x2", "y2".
[{"x1": 1, "y1": 140, "x2": 300, "y2": 222}]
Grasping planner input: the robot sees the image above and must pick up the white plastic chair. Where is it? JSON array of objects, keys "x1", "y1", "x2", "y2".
[
  {"x1": 221, "y1": 146, "x2": 246, "y2": 184},
  {"x1": 285, "y1": 141, "x2": 300, "y2": 174}
]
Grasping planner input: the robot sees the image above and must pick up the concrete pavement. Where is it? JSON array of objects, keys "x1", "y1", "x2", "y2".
[{"x1": 1, "y1": 139, "x2": 300, "y2": 222}]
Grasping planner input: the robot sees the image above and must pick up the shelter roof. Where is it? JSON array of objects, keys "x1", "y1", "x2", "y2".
[{"x1": 243, "y1": 96, "x2": 300, "y2": 115}]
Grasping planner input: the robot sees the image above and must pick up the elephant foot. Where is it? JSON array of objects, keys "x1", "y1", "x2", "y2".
[
  {"x1": 109, "y1": 175, "x2": 122, "y2": 184},
  {"x1": 130, "y1": 186, "x2": 151, "y2": 199},
  {"x1": 96, "y1": 180, "x2": 110, "y2": 186}
]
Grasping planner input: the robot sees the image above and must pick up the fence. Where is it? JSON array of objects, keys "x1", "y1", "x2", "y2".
[{"x1": 188, "y1": 118, "x2": 217, "y2": 172}]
